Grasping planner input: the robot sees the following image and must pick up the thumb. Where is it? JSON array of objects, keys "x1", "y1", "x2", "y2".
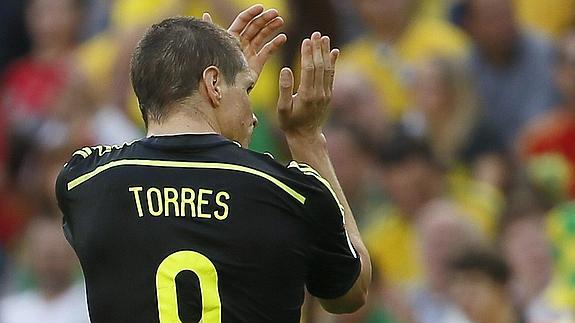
[{"x1": 277, "y1": 67, "x2": 294, "y2": 116}]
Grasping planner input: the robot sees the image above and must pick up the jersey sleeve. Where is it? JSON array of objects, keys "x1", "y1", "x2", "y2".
[
  {"x1": 55, "y1": 146, "x2": 109, "y2": 244},
  {"x1": 287, "y1": 162, "x2": 361, "y2": 299}
]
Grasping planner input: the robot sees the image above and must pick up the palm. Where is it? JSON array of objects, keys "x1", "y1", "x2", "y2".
[
  {"x1": 277, "y1": 33, "x2": 339, "y2": 137},
  {"x1": 204, "y1": 5, "x2": 286, "y2": 79}
]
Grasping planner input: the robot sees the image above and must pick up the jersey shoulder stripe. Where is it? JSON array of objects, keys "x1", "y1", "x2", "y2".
[
  {"x1": 288, "y1": 161, "x2": 344, "y2": 213},
  {"x1": 67, "y1": 159, "x2": 307, "y2": 204},
  {"x1": 288, "y1": 161, "x2": 358, "y2": 258}
]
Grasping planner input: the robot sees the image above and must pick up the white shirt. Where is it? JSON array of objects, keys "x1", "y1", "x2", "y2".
[{"x1": 0, "y1": 283, "x2": 90, "y2": 323}]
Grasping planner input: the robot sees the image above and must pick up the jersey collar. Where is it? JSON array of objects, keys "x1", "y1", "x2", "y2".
[{"x1": 140, "y1": 133, "x2": 235, "y2": 150}]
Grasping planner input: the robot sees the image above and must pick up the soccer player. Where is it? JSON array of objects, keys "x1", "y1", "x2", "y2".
[{"x1": 56, "y1": 5, "x2": 371, "y2": 322}]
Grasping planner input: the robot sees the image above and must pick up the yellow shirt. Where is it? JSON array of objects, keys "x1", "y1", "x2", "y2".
[
  {"x1": 514, "y1": 0, "x2": 575, "y2": 38},
  {"x1": 339, "y1": 18, "x2": 468, "y2": 121},
  {"x1": 364, "y1": 207, "x2": 422, "y2": 286},
  {"x1": 363, "y1": 176, "x2": 501, "y2": 286}
]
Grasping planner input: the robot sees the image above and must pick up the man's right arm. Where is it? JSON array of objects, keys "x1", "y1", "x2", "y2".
[{"x1": 276, "y1": 32, "x2": 372, "y2": 313}]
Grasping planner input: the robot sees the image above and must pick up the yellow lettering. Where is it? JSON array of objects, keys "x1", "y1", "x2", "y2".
[
  {"x1": 164, "y1": 187, "x2": 179, "y2": 217},
  {"x1": 147, "y1": 187, "x2": 163, "y2": 216},
  {"x1": 181, "y1": 188, "x2": 196, "y2": 217},
  {"x1": 214, "y1": 191, "x2": 230, "y2": 220},
  {"x1": 129, "y1": 187, "x2": 144, "y2": 217},
  {"x1": 197, "y1": 189, "x2": 213, "y2": 219}
]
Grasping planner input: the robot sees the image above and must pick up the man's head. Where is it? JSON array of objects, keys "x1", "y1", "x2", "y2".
[
  {"x1": 131, "y1": 17, "x2": 258, "y2": 146},
  {"x1": 452, "y1": 0, "x2": 518, "y2": 62},
  {"x1": 26, "y1": 0, "x2": 85, "y2": 50},
  {"x1": 352, "y1": 0, "x2": 418, "y2": 40},
  {"x1": 498, "y1": 190, "x2": 552, "y2": 300},
  {"x1": 448, "y1": 247, "x2": 511, "y2": 323},
  {"x1": 417, "y1": 200, "x2": 484, "y2": 292},
  {"x1": 377, "y1": 132, "x2": 444, "y2": 215}
]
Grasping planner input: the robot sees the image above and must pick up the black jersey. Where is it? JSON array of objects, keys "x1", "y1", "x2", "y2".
[{"x1": 55, "y1": 134, "x2": 360, "y2": 323}]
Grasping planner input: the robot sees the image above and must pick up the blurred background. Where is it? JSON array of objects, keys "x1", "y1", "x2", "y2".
[{"x1": 0, "y1": 0, "x2": 574, "y2": 322}]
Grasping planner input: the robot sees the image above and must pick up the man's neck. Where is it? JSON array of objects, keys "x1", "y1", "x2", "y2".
[{"x1": 146, "y1": 105, "x2": 220, "y2": 137}]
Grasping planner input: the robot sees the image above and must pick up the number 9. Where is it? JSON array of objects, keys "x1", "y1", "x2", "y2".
[{"x1": 156, "y1": 250, "x2": 222, "y2": 323}]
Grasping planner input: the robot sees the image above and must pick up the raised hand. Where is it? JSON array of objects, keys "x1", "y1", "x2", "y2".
[
  {"x1": 204, "y1": 5, "x2": 287, "y2": 79},
  {"x1": 276, "y1": 32, "x2": 339, "y2": 138}
]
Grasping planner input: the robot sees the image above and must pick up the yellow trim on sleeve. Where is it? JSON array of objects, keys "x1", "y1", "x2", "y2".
[
  {"x1": 288, "y1": 161, "x2": 358, "y2": 258},
  {"x1": 72, "y1": 150, "x2": 89, "y2": 158},
  {"x1": 288, "y1": 162, "x2": 343, "y2": 211},
  {"x1": 67, "y1": 159, "x2": 306, "y2": 204},
  {"x1": 82, "y1": 147, "x2": 93, "y2": 156}
]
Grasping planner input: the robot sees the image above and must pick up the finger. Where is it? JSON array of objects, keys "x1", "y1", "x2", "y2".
[
  {"x1": 251, "y1": 16, "x2": 284, "y2": 53},
  {"x1": 240, "y1": 9, "x2": 279, "y2": 43},
  {"x1": 255, "y1": 33, "x2": 287, "y2": 72},
  {"x1": 330, "y1": 48, "x2": 339, "y2": 66},
  {"x1": 299, "y1": 38, "x2": 314, "y2": 95},
  {"x1": 228, "y1": 4, "x2": 264, "y2": 37},
  {"x1": 277, "y1": 67, "x2": 295, "y2": 116},
  {"x1": 311, "y1": 32, "x2": 324, "y2": 94},
  {"x1": 321, "y1": 36, "x2": 333, "y2": 95},
  {"x1": 202, "y1": 12, "x2": 213, "y2": 23},
  {"x1": 328, "y1": 48, "x2": 340, "y2": 93}
]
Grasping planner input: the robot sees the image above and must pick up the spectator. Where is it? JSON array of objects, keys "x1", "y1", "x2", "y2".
[
  {"x1": 519, "y1": 31, "x2": 575, "y2": 200},
  {"x1": 451, "y1": 0, "x2": 560, "y2": 148},
  {"x1": 404, "y1": 57, "x2": 498, "y2": 167},
  {"x1": 330, "y1": 73, "x2": 389, "y2": 146},
  {"x1": 411, "y1": 200, "x2": 483, "y2": 323},
  {"x1": 499, "y1": 193, "x2": 574, "y2": 322},
  {"x1": 338, "y1": 0, "x2": 468, "y2": 121},
  {"x1": 325, "y1": 124, "x2": 379, "y2": 227},
  {"x1": 363, "y1": 133, "x2": 500, "y2": 321},
  {"x1": 448, "y1": 247, "x2": 521, "y2": 323},
  {"x1": 404, "y1": 57, "x2": 511, "y2": 190},
  {"x1": 0, "y1": 217, "x2": 89, "y2": 323},
  {"x1": 0, "y1": 0, "x2": 85, "y2": 183}
]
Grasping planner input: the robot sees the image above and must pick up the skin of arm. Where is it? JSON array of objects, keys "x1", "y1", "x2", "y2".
[{"x1": 276, "y1": 31, "x2": 372, "y2": 314}]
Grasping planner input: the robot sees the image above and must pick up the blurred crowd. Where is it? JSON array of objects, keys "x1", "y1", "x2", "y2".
[{"x1": 0, "y1": 0, "x2": 575, "y2": 322}]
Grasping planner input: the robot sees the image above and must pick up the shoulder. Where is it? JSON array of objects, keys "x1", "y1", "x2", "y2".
[
  {"x1": 233, "y1": 149, "x2": 342, "y2": 207},
  {"x1": 400, "y1": 18, "x2": 469, "y2": 60},
  {"x1": 56, "y1": 141, "x2": 140, "y2": 193},
  {"x1": 521, "y1": 31, "x2": 555, "y2": 60}
]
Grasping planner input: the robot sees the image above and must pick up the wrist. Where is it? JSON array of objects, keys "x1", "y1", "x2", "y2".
[
  {"x1": 285, "y1": 132, "x2": 329, "y2": 164},
  {"x1": 285, "y1": 132, "x2": 327, "y2": 150}
]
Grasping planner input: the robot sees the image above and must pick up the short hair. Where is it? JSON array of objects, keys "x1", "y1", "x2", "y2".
[
  {"x1": 449, "y1": 247, "x2": 510, "y2": 285},
  {"x1": 377, "y1": 129, "x2": 441, "y2": 169},
  {"x1": 130, "y1": 17, "x2": 246, "y2": 125},
  {"x1": 449, "y1": 0, "x2": 471, "y2": 28}
]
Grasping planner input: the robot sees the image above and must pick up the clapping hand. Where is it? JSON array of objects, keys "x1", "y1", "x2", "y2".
[{"x1": 203, "y1": 5, "x2": 287, "y2": 79}]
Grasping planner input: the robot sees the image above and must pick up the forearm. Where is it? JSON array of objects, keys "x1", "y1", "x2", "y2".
[{"x1": 286, "y1": 133, "x2": 372, "y2": 295}]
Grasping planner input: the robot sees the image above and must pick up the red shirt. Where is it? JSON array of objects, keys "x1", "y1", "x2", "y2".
[
  {"x1": 520, "y1": 108, "x2": 575, "y2": 197},
  {"x1": 1, "y1": 56, "x2": 70, "y2": 120}
]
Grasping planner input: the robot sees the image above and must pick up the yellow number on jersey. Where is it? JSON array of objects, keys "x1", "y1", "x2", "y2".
[{"x1": 156, "y1": 251, "x2": 222, "y2": 322}]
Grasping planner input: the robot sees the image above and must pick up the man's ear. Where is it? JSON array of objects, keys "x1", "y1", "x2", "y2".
[{"x1": 202, "y1": 66, "x2": 223, "y2": 108}]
